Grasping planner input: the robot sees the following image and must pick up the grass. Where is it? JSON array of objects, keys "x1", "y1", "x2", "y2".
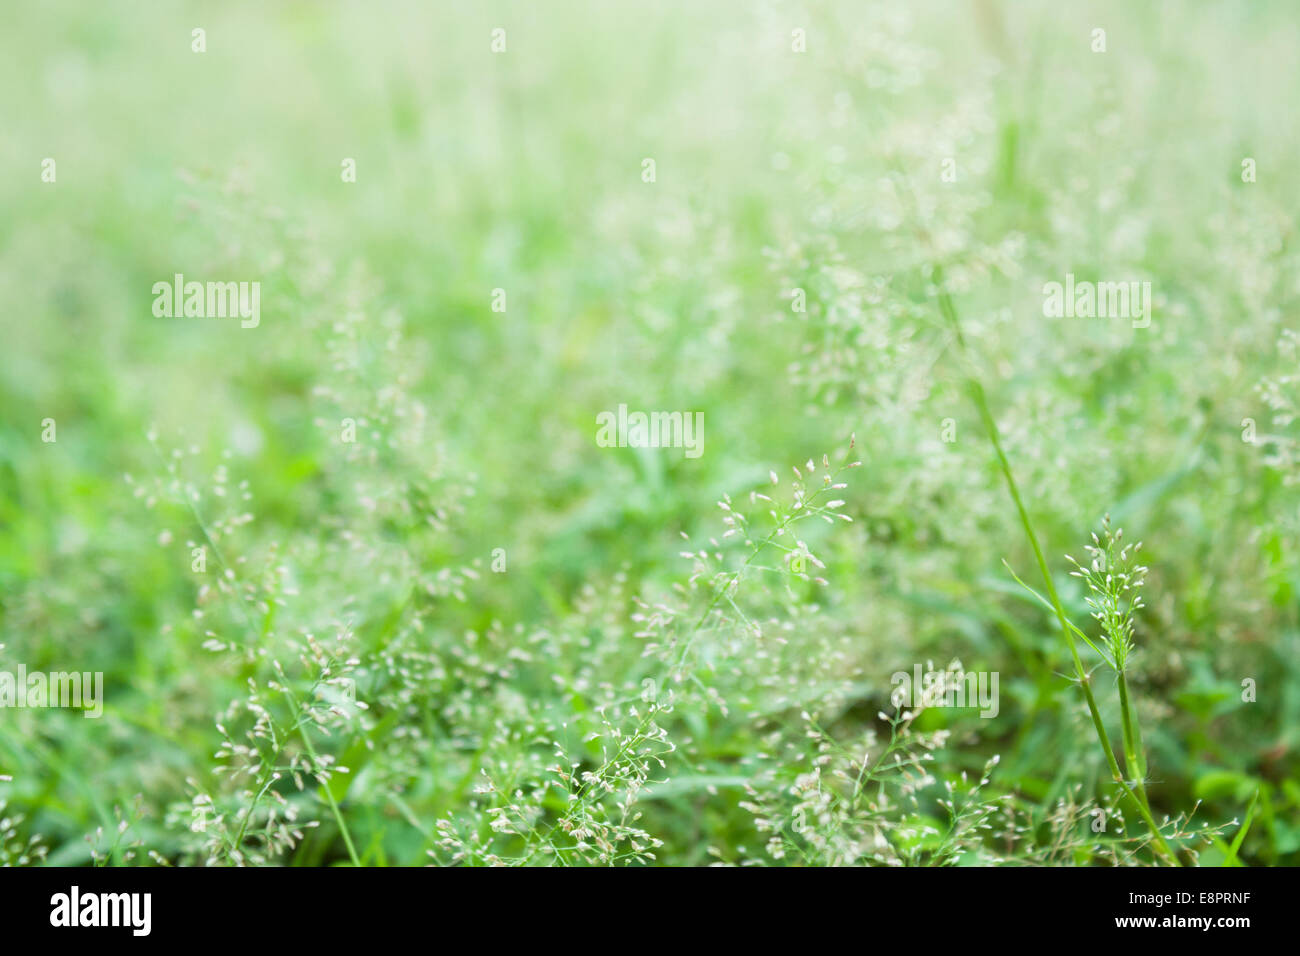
[
  {"x1": 1, "y1": 0, "x2": 1298, "y2": 867},
  {"x1": 935, "y1": 267, "x2": 1181, "y2": 864}
]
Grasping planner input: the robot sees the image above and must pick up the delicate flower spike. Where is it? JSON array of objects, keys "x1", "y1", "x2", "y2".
[{"x1": 1066, "y1": 519, "x2": 1146, "y2": 673}]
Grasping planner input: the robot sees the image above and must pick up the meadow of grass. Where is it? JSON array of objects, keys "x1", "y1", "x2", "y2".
[{"x1": 1, "y1": 1, "x2": 1298, "y2": 867}]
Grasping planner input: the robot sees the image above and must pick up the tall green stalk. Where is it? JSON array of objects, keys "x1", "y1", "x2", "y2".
[
  {"x1": 1117, "y1": 672, "x2": 1149, "y2": 800},
  {"x1": 283, "y1": 682, "x2": 362, "y2": 867},
  {"x1": 933, "y1": 271, "x2": 1178, "y2": 865}
]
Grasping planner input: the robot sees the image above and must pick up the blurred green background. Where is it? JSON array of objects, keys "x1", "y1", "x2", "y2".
[{"x1": 1, "y1": 1, "x2": 1297, "y2": 865}]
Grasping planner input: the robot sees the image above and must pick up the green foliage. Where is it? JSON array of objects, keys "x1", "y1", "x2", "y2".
[{"x1": 1, "y1": 0, "x2": 1297, "y2": 866}]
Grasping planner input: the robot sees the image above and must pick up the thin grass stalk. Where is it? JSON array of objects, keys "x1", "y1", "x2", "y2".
[
  {"x1": 932, "y1": 269, "x2": 1179, "y2": 865},
  {"x1": 283, "y1": 683, "x2": 363, "y2": 867},
  {"x1": 1117, "y1": 671, "x2": 1149, "y2": 800}
]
